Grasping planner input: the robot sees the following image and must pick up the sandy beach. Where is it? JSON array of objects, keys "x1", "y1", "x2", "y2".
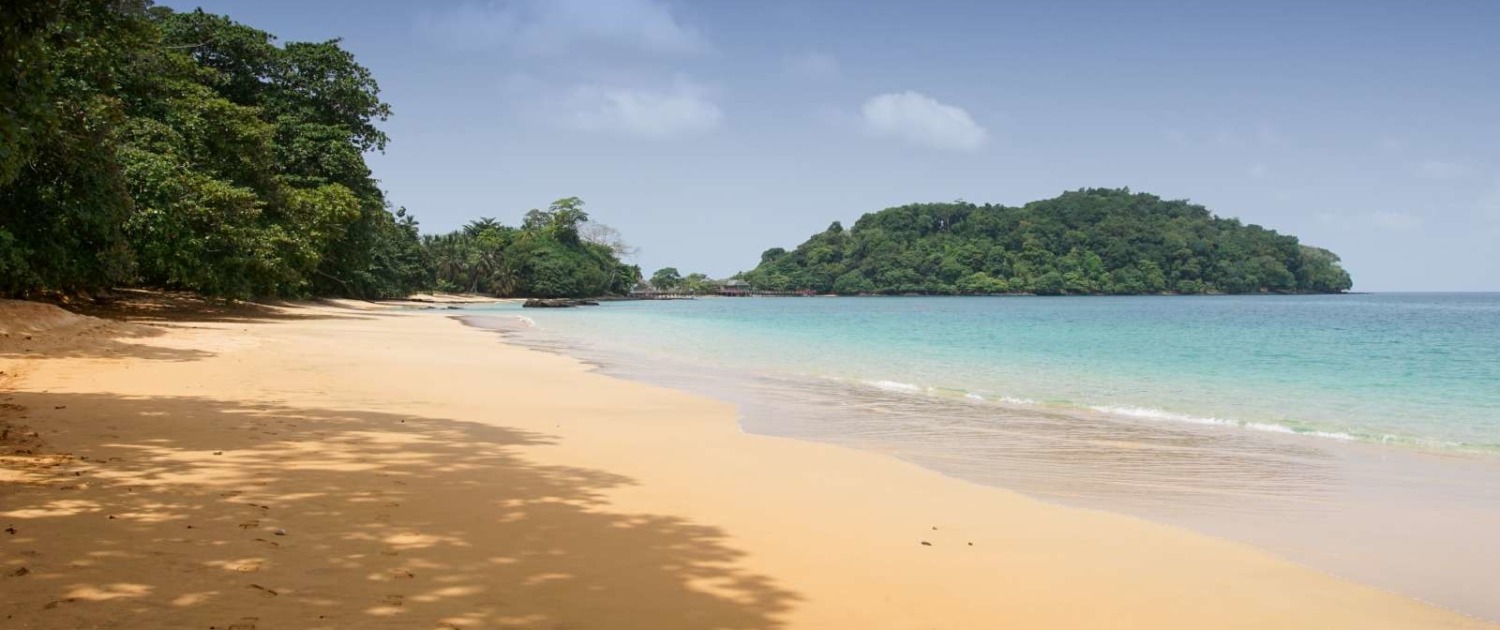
[{"x1": 0, "y1": 297, "x2": 1491, "y2": 630}]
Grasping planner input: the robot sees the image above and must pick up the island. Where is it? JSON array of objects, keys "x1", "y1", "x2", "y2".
[{"x1": 740, "y1": 188, "x2": 1353, "y2": 295}]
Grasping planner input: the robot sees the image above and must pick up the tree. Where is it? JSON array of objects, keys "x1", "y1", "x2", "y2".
[
  {"x1": 580, "y1": 220, "x2": 637, "y2": 260},
  {"x1": 650, "y1": 267, "x2": 683, "y2": 290},
  {"x1": 1, "y1": 4, "x2": 427, "y2": 299},
  {"x1": 423, "y1": 197, "x2": 637, "y2": 298},
  {"x1": 679, "y1": 273, "x2": 715, "y2": 294}
]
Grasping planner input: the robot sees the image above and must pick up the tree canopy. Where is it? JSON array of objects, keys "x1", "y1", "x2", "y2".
[
  {"x1": 0, "y1": 3, "x2": 641, "y2": 301},
  {"x1": 741, "y1": 189, "x2": 1353, "y2": 296},
  {"x1": 0, "y1": 2, "x2": 422, "y2": 299},
  {"x1": 423, "y1": 198, "x2": 640, "y2": 298}
]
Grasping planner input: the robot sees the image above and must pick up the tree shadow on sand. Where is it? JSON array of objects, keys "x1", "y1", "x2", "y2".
[
  {"x1": 70, "y1": 290, "x2": 381, "y2": 324},
  {"x1": 0, "y1": 394, "x2": 799, "y2": 629},
  {"x1": 0, "y1": 318, "x2": 217, "y2": 363}
]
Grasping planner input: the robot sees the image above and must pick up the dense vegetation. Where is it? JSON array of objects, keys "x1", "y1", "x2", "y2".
[
  {"x1": 647, "y1": 267, "x2": 719, "y2": 294},
  {"x1": 423, "y1": 198, "x2": 640, "y2": 298},
  {"x1": 0, "y1": 2, "x2": 633, "y2": 300},
  {"x1": 741, "y1": 189, "x2": 1353, "y2": 295}
]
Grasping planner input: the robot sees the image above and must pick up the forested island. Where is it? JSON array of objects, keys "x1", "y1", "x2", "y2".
[
  {"x1": 0, "y1": 3, "x2": 636, "y2": 300},
  {"x1": 740, "y1": 189, "x2": 1353, "y2": 295}
]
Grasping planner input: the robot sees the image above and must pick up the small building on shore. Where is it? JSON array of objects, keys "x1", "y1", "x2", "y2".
[{"x1": 718, "y1": 279, "x2": 752, "y2": 296}]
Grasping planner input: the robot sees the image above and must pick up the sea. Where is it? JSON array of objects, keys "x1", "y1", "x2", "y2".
[{"x1": 460, "y1": 294, "x2": 1500, "y2": 620}]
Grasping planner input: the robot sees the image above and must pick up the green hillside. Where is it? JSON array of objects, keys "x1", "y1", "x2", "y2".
[{"x1": 741, "y1": 188, "x2": 1352, "y2": 295}]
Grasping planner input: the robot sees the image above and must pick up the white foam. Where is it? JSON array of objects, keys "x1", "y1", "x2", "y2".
[
  {"x1": 997, "y1": 396, "x2": 1039, "y2": 405},
  {"x1": 863, "y1": 380, "x2": 924, "y2": 394},
  {"x1": 1245, "y1": 422, "x2": 1357, "y2": 441},
  {"x1": 1091, "y1": 405, "x2": 1236, "y2": 427},
  {"x1": 1093, "y1": 405, "x2": 1358, "y2": 441},
  {"x1": 514, "y1": 315, "x2": 537, "y2": 328},
  {"x1": 964, "y1": 393, "x2": 985, "y2": 401}
]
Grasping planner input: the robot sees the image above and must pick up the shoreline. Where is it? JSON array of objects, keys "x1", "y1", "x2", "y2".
[
  {"x1": 1, "y1": 299, "x2": 1493, "y2": 628},
  {"x1": 466, "y1": 305, "x2": 1500, "y2": 621}
]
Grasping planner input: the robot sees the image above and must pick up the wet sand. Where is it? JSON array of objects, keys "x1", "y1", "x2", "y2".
[
  {"x1": 475, "y1": 316, "x2": 1500, "y2": 620},
  {"x1": 0, "y1": 298, "x2": 1492, "y2": 629}
]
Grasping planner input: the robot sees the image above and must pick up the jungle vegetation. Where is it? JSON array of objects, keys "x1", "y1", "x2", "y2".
[
  {"x1": 0, "y1": 2, "x2": 635, "y2": 300},
  {"x1": 423, "y1": 198, "x2": 641, "y2": 298},
  {"x1": 740, "y1": 189, "x2": 1353, "y2": 296}
]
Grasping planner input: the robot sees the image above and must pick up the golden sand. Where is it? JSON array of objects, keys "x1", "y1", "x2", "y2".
[{"x1": 0, "y1": 298, "x2": 1490, "y2": 629}]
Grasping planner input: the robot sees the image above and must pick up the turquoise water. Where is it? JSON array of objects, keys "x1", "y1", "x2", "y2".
[
  {"x1": 463, "y1": 294, "x2": 1500, "y2": 619},
  {"x1": 475, "y1": 294, "x2": 1500, "y2": 453}
]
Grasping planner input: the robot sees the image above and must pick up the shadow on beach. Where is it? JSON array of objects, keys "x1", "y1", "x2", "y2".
[
  {"x1": 71, "y1": 290, "x2": 382, "y2": 324},
  {"x1": 0, "y1": 393, "x2": 798, "y2": 629}
]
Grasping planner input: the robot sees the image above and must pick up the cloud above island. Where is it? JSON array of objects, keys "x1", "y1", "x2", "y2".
[
  {"x1": 861, "y1": 91, "x2": 988, "y2": 151},
  {"x1": 421, "y1": 0, "x2": 705, "y2": 55},
  {"x1": 563, "y1": 80, "x2": 722, "y2": 138}
]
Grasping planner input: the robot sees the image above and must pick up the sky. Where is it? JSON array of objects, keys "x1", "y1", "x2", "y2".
[{"x1": 160, "y1": 0, "x2": 1500, "y2": 291}]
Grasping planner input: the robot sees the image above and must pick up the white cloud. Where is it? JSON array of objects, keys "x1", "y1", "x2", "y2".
[
  {"x1": 422, "y1": 0, "x2": 704, "y2": 55},
  {"x1": 564, "y1": 80, "x2": 722, "y2": 138},
  {"x1": 1371, "y1": 211, "x2": 1422, "y2": 230},
  {"x1": 861, "y1": 91, "x2": 988, "y2": 151},
  {"x1": 786, "y1": 52, "x2": 839, "y2": 78},
  {"x1": 1416, "y1": 160, "x2": 1469, "y2": 179}
]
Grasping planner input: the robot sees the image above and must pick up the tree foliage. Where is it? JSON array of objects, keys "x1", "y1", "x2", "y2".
[
  {"x1": 649, "y1": 267, "x2": 682, "y2": 290},
  {"x1": 742, "y1": 189, "x2": 1353, "y2": 295},
  {"x1": 423, "y1": 199, "x2": 640, "y2": 298},
  {"x1": 0, "y1": 2, "x2": 425, "y2": 299}
]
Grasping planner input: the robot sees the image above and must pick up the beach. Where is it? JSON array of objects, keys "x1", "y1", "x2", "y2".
[{"x1": 0, "y1": 297, "x2": 1492, "y2": 629}]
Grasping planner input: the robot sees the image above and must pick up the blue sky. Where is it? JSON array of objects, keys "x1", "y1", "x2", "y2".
[{"x1": 161, "y1": 0, "x2": 1499, "y2": 291}]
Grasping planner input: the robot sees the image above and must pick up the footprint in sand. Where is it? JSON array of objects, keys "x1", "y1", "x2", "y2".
[
  {"x1": 381, "y1": 594, "x2": 404, "y2": 607},
  {"x1": 239, "y1": 520, "x2": 260, "y2": 529},
  {"x1": 252, "y1": 538, "x2": 280, "y2": 549},
  {"x1": 248, "y1": 584, "x2": 278, "y2": 597},
  {"x1": 227, "y1": 617, "x2": 259, "y2": 630}
]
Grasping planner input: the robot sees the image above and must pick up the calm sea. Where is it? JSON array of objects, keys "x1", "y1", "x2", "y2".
[
  {"x1": 474, "y1": 294, "x2": 1500, "y2": 451},
  {"x1": 462, "y1": 294, "x2": 1500, "y2": 619}
]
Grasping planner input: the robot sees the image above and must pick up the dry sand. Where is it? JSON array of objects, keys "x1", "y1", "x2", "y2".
[{"x1": 0, "y1": 297, "x2": 1491, "y2": 629}]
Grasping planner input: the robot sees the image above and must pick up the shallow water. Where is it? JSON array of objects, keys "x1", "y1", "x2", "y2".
[{"x1": 462, "y1": 294, "x2": 1500, "y2": 619}]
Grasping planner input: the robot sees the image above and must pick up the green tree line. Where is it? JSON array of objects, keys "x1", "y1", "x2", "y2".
[
  {"x1": 424, "y1": 197, "x2": 641, "y2": 298},
  {"x1": 647, "y1": 267, "x2": 719, "y2": 294},
  {"x1": 741, "y1": 189, "x2": 1353, "y2": 296},
  {"x1": 0, "y1": 2, "x2": 635, "y2": 300}
]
